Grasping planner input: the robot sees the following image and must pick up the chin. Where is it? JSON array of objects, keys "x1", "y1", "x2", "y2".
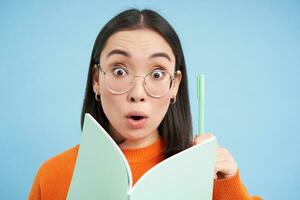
[{"x1": 124, "y1": 132, "x2": 148, "y2": 140}]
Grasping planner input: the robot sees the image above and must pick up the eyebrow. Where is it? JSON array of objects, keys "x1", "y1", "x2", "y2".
[
  {"x1": 149, "y1": 52, "x2": 171, "y2": 62},
  {"x1": 106, "y1": 49, "x2": 172, "y2": 62},
  {"x1": 107, "y1": 49, "x2": 130, "y2": 58}
]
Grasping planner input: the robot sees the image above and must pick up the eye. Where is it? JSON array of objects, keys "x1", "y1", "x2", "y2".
[
  {"x1": 112, "y1": 66, "x2": 128, "y2": 77},
  {"x1": 150, "y1": 70, "x2": 165, "y2": 80}
]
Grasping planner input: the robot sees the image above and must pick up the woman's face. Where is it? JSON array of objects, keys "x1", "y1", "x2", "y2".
[{"x1": 93, "y1": 28, "x2": 182, "y2": 149}]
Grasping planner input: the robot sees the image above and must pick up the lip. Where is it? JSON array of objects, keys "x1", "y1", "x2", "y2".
[
  {"x1": 126, "y1": 111, "x2": 148, "y2": 118},
  {"x1": 125, "y1": 111, "x2": 148, "y2": 129}
]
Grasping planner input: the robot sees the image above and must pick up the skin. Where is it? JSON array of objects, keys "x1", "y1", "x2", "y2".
[
  {"x1": 194, "y1": 134, "x2": 238, "y2": 179},
  {"x1": 93, "y1": 28, "x2": 182, "y2": 149},
  {"x1": 93, "y1": 28, "x2": 238, "y2": 180}
]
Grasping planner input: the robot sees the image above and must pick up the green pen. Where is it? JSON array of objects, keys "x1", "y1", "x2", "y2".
[{"x1": 197, "y1": 75, "x2": 205, "y2": 135}]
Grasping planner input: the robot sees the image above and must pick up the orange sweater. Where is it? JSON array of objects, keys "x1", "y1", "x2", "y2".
[{"x1": 28, "y1": 139, "x2": 262, "y2": 200}]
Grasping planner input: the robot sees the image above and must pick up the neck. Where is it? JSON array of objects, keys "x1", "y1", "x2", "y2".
[{"x1": 118, "y1": 131, "x2": 160, "y2": 149}]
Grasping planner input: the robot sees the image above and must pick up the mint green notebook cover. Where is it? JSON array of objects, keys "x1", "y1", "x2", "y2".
[{"x1": 67, "y1": 113, "x2": 217, "y2": 200}]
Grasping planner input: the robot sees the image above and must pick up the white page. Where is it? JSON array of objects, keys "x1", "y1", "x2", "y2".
[
  {"x1": 67, "y1": 113, "x2": 132, "y2": 200},
  {"x1": 128, "y1": 137, "x2": 217, "y2": 200}
]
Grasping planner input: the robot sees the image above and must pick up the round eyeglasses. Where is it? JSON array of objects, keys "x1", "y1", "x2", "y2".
[{"x1": 97, "y1": 64, "x2": 177, "y2": 98}]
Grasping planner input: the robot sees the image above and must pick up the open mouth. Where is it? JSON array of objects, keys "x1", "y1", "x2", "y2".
[
  {"x1": 126, "y1": 111, "x2": 148, "y2": 129},
  {"x1": 126, "y1": 114, "x2": 148, "y2": 129},
  {"x1": 129, "y1": 116, "x2": 146, "y2": 121}
]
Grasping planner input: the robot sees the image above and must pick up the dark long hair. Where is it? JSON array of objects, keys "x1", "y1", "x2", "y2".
[{"x1": 81, "y1": 9, "x2": 192, "y2": 158}]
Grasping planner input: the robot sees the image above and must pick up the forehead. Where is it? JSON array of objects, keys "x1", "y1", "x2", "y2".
[{"x1": 100, "y1": 28, "x2": 175, "y2": 62}]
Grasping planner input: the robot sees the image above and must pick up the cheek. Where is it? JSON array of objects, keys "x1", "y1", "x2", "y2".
[
  {"x1": 158, "y1": 96, "x2": 171, "y2": 111},
  {"x1": 151, "y1": 96, "x2": 171, "y2": 124},
  {"x1": 99, "y1": 88, "x2": 122, "y2": 121}
]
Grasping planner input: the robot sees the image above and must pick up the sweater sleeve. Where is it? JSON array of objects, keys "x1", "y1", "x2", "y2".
[
  {"x1": 213, "y1": 170, "x2": 262, "y2": 200},
  {"x1": 28, "y1": 168, "x2": 41, "y2": 200}
]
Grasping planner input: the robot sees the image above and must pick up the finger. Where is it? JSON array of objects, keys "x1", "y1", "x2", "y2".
[
  {"x1": 193, "y1": 133, "x2": 214, "y2": 145},
  {"x1": 214, "y1": 173, "x2": 218, "y2": 180},
  {"x1": 215, "y1": 160, "x2": 233, "y2": 175},
  {"x1": 216, "y1": 147, "x2": 230, "y2": 155},
  {"x1": 215, "y1": 158, "x2": 233, "y2": 167},
  {"x1": 216, "y1": 147, "x2": 234, "y2": 160},
  {"x1": 215, "y1": 159, "x2": 238, "y2": 175},
  {"x1": 215, "y1": 154, "x2": 228, "y2": 162},
  {"x1": 215, "y1": 154, "x2": 236, "y2": 166}
]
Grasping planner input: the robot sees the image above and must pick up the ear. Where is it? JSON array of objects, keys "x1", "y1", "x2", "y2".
[
  {"x1": 92, "y1": 64, "x2": 101, "y2": 94},
  {"x1": 171, "y1": 70, "x2": 182, "y2": 96}
]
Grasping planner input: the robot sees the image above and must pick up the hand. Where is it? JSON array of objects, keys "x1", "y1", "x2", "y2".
[{"x1": 193, "y1": 133, "x2": 238, "y2": 180}]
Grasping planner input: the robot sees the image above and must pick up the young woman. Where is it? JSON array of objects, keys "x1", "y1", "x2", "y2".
[{"x1": 29, "y1": 9, "x2": 261, "y2": 200}]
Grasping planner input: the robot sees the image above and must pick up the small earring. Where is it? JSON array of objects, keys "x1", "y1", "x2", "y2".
[
  {"x1": 170, "y1": 96, "x2": 176, "y2": 104},
  {"x1": 95, "y1": 92, "x2": 101, "y2": 102}
]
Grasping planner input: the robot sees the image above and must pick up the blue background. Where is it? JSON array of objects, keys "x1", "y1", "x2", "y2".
[{"x1": 1, "y1": 1, "x2": 299, "y2": 199}]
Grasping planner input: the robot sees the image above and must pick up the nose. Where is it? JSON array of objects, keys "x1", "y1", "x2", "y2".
[{"x1": 127, "y1": 76, "x2": 146, "y2": 103}]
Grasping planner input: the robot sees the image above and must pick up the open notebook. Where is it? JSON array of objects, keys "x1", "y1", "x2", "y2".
[{"x1": 67, "y1": 113, "x2": 217, "y2": 200}]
